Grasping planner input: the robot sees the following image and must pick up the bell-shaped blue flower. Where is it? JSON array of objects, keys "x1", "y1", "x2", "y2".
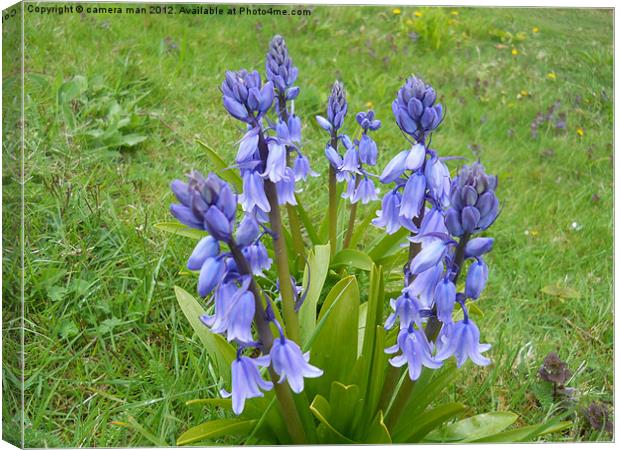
[
  {"x1": 384, "y1": 291, "x2": 422, "y2": 330},
  {"x1": 236, "y1": 214, "x2": 260, "y2": 247},
  {"x1": 240, "y1": 170, "x2": 271, "y2": 214},
  {"x1": 198, "y1": 257, "x2": 225, "y2": 297},
  {"x1": 386, "y1": 327, "x2": 442, "y2": 381},
  {"x1": 187, "y1": 236, "x2": 220, "y2": 270},
  {"x1": 358, "y1": 134, "x2": 378, "y2": 166},
  {"x1": 270, "y1": 337, "x2": 323, "y2": 393},
  {"x1": 435, "y1": 278, "x2": 456, "y2": 323},
  {"x1": 352, "y1": 177, "x2": 378, "y2": 204},
  {"x1": 435, "y1": 319, "x2": 491, "y2": 368},
  {"x1": 222, "y1": 355, "x2": 273, "y2": 415},
  {"x1": 372, "y1": 189, "x2": 402, "y2": 234},
  {"x1": 400, "y1": 171, "x2": 426, "y2": 220},
  {"x1": 465, "y1": 258, "x2": 488, "y2": 299},
  {"x1": 379, "y1": 150, "x2": 408, "y2": 183}
]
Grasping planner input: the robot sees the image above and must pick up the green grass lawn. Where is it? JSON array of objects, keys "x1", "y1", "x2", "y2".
[{"x1": 2, "y1": 4, "x2": 613, "y2": 446}]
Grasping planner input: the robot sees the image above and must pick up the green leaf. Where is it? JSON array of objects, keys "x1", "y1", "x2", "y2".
[
  {"x1": 185, "y1": 398, "x2": 232, "y2": 408},
  {"x1": 295, "y1": 199, "x2": 320, "y2": 245},
  {"x1": 541, "y1": 284, "x2": 580, "y2": 299},
  {"x1": 117, "y1": 133, "x2": 147, "y2": 147},
  {"x1": 57, "y1": 75, "x2": 88, "y2": 104},
  {"x1": 400, "y1": 403, "x2": 466, "y2": 442},
  {"x1": 368, "y1": 228, "x2": 409, "y2": 262},
  {"x1": 349, "y1": 213, "x2": 374, "y2": 248},
  {"x1": 309, "y1": 395, "x2": 357, "y2": 444},
  {"x1": 196, "y1": 140, "x2": 242, "y2": 191},
  {"x1": 473, "y1": 419, "x2": 572, "y2": 442},
  {"x1": 306, "y1": 276, "x2": 359, "y2": 395},
  {"x1": 331, "y1": 249, "x2": 374, "y2": 271},
  {"x1": 299, "y1": 244, "x2": 331, "y2": 345},
  {"x1": 154, "y1": 221, "x2": 208, "y2": 240},
  {"x1": 174, "y1": 286, "x2": 236, "y2": 383},
  {"x1": 177, "y1": 419, "x2": 256, "y2": 445},
  {"x1": 328, "y1": 382, "x2": 362, "y2": 435},
  {"x1": 365, "y1": 411, "x2": 392, "y2": 443},
  {"x1": 425, "y1": 412, "x2": 518, "y2": 442}
]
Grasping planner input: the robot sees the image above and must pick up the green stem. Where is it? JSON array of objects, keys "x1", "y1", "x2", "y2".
[
  {"x1": 328, "y1": 134, "x2": 339, "y2": 256},
  {"x1": 257, "y1": 131, "x2": 301, "y2": 343},
  {"x1": 228, "y1": 243, "x2": 307, "y2": 444},
  {"x1": 385, "y1": 376, "x2": 415, "y2": 430},
  {"x1": 342, "y1": 175, "x2": 361, "y2": 249},
  {"x1": 278, "y1": 93, "x2": 306, "y2": 262}
]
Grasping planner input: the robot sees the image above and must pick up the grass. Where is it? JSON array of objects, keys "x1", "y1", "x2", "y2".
[{"x1": 2, "y1": 4, "x2": 613, "y2": 446}]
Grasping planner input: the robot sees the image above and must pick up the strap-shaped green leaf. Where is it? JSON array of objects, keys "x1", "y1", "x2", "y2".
[
  {"x1": 472, "y1": 419, "x2": 572, "y2": 442},
  {"x1": 365, "y1": 411, "x2": 392, "y2": 444},
  {"x1": 196, "y1": 140, "x2": 243, "y2": 190},
  {"x1": 425, "y1": 411, "x2": 518, "y2": 442},
  {"x1": 177, "y1": 419, "x2": 256, "y2": 445},
  {"x1": 299, "y1": 244, "x2": 331, "y2": 345},
  {"x1": 309, "y1": 395, "x2": 357, "y2": 444},
  {"x1": 331, "y1": 248, "x2": 374, "y2": 271},
  {"x1": 328, "y1": 382, "x2": 362, "y2": 436},
  {"x1": 306, "y1": 276, "x2": 359, "y2": 395},
  {"x1": 397, "y1": 403, "x2": 466, "y2": 442},
  {"x1": 295, "y1": 198, "x2": 321, "y2": 245},
  {"x1": 368, "y1": 228, "x2": 409, "y2": 261},
  {"x1": 154, "y1": 221, "x2": 208, "y2": 240},
  {"x1": 174, "y1": 286, "x2": 236, "y2": 383}
]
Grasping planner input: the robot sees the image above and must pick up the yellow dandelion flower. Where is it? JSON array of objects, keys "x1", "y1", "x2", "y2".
[
  {"x1": 532, "y1": 26, "x2": 539, "y2": 33},
  {"x1": 366, "y1": 101, "x2": 374, "y2": 109},
  {"x1": 547, "y1": 71, "x2": 557, "y2": 80},
  {"x1": 451, "y1": 10, "x2": 459, "y2": 16},
  {"x1": 511, "y1": 48, "x2": 519, "y2": 56},
  {"x1": 414, "y1": 11, "x2": 422, "y2": 17},
  {"x1": 392, "y1": 8, "x2": 401, "y2": 15},
  {"x1": 520, "y1": 90, "x2": 529, "y2": 97},
  {"x1": 576, "y1": 127, "x2": 584, "y2": 137}
]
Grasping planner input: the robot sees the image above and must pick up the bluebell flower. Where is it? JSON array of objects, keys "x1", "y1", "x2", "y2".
[
  {"x1": 270, "y1": 336, "x2": 323, "y2": 393},
  {"x1": 266, "y1": 35, "x2": 298, "y2": 95},
  {"x1": 187, "y1": 236, "x2": 220, "y2": 271},
  {"x1": 408, "y1": 237, "x2": 451, "y2": 275},
  {"x1": 435, "y1": 319, "x2": 491, "y2": 368},
  {"x1": 372, "y1": 189, "x2": 402, "y2": 234},
  {"x1": 242, "y1": 242, "x2": 272, "y2": 276},
  {"x1": 465, "y1": 258, "x2": 488, "y2": 299},
  {"x1": 240, "y1": 170, "x2": 271, "y2": 214},
  {"x1": 446, "y1": 162, "x2": 499, "y2": 236},
  {"x1": 293, "y1": 153, "x2": 317, "y2": 182},
  {"x1": 405, "y1": 143, "x2": 426, "y2": 171},
  {"x1": 384, "y1": 291, "x2": 422, "y2": 330},
  {"x1": 222, "y1": 354, "x2": 273, "y2": 415},
  {"x1": 276, "y1": 168, "x2": 298, "y2": 205},
  {"x1": 356, "y1": 110, "x2": 382, "y2": 131},
  {"x1": 392, "y1": 75, "x2": 443, "y2": 141},
  {"x1": 434, "y1": 278, "x2": 456, "y2": 323},
  {"x1": 170, "y1": 171, "x2": 237, "y2": 240},
  {"x1": 237, "y1": 127, "x2": 260, "y2": 163},
  {"x1": 352, "y1": 177, "x2": 378, "y2": 204},
  {"x1": 404, "y1": 261, "x2": 443, "y2": 309},
  {"x1": 325, "y1": 145, "x2": 343, "y2": 169},
  {"x1": 326, "y1": 81, "x2": 347, "y2": 131},
  {"x1": 262, "y1": 141, "x2": 288, "y2": 183},
  {"x1": 358, "y1": 134, "x2": 378, "y2": 166},
  {"x1": 464, "y1": 237, "x2": 494, "y2": 258},
  {"x1": 202, "y1": 276, "x2": 255, "y2": 343},
  {"x1": 198, "y1": 257, "x2": 226, "y2": 297},
  {"x1": 222, "y1": 70, "x2": 274, "y2": 123},
  {"x1": 399, "y1": 171, "x2": 426, "y2": 220},
  {"x1": 386, "y1": 327, "x2": 442, "y2": 381},
  {"x1": 340, "y1": 145, "x2": 360, "y2": 173},
  {"x1": 236, "y1": 214, "x2": 260, "y2": 247},
  {"x1": 424, "y1": 157, "x2": 451, "y2": 207},
  {"x1": 379, "y1": 150, "x2": 409, "y2": 183}
]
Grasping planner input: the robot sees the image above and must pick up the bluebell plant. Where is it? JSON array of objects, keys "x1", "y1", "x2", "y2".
[{"x1": 163, "y1": 37, "x2": 539, "y2": 447}]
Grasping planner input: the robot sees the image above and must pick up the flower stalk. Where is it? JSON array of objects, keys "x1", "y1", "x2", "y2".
[{"x1": 257, "y1": 130, "x2": 301, "y2": 343}]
